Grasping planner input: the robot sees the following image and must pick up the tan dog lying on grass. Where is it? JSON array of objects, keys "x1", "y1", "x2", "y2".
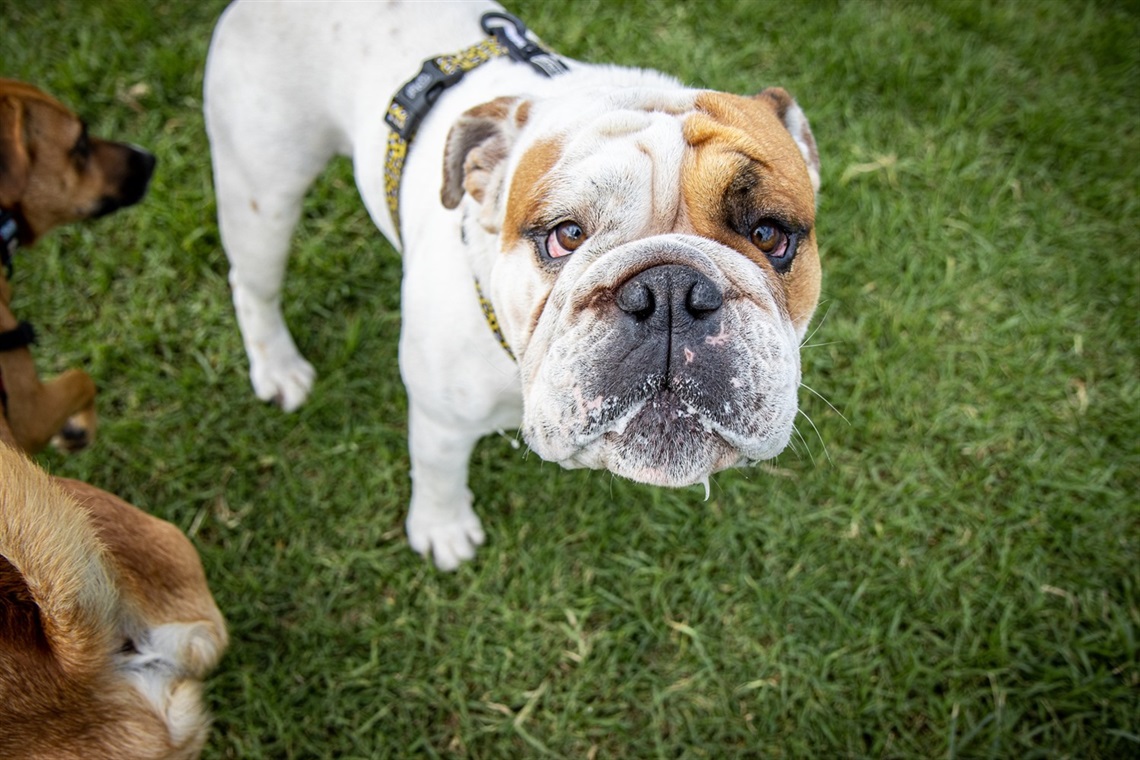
[
  {"x1": 0, "y1": 434, "x2": 228, "y2": 759},
  {"x1": 0, "y1": 78, "x2": 155, "y2": 454}
]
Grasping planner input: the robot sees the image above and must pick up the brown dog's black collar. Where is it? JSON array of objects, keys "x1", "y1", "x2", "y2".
[
  {"x1": 0, "y1": 209, "x2": 19, "y2": 277},
  {"x1": 0, "y1": 321, "x2": 36, "y2": 352}
]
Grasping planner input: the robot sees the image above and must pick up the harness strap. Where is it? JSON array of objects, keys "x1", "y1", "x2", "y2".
[
  {"x1": 383, "y1": 36, "x2": 511, "y2": 246},
  {"x1": 473, "y1": 278, "x2": 515, "y2": 361},
  {"x1": 383, "y1": 12, "x2": 567, "y2": 363},
  {"x1": 1, "y1": 210, "x2": 28, "y2": 405}
]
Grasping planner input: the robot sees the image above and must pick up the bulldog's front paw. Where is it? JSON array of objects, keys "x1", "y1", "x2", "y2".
[
  {"x1": 249, "y1": 349, "x2": 315, "y2": 413},
  {"x1": 232, "y1": 284, "x2": 316, "y2": 411},
  {"x1": 406, "y1": 503, "x2": 486, "y2": 571}
]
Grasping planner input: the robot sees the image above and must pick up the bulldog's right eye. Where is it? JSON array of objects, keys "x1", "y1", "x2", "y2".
[
  {"x1": 749, "y1": 219, "x2": 801, "y2": 273},
  {"x1": 544, "y1": 221, "x2": 587, "y2": 259}
]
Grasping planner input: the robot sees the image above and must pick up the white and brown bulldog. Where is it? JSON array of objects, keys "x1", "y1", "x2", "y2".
[{"x1": 204, "y1": 1, "x2": 821, "y2": 569}]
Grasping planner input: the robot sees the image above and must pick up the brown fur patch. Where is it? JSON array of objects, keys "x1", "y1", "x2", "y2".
[
  {"x1": 0, "y1": 268, "x2": 97, "y2": 454},
  {"x1": 0, "y1": 78, "x2": 152, "y2": 244},
  {"x1": 682, "y1": 92, "x2": 820, "y2": 332},
  {"x1": 501, "y1": 136, "x2": 566, "y2": 251}
]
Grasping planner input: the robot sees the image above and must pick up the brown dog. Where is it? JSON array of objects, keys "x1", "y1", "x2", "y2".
[
  {"x1": 0, "y1": 438, "x2": 228, "y2": 759},
  {"x1": 0, "y1": 78, "x2": 155, "y2": 453}
]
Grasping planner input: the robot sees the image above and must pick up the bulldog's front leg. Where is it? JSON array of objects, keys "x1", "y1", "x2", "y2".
[
  {"x1": 405, "y1": 404, "x2": 486, "y2": 570},
  {"x1": 229, "y1": 277, "x2": 316, "y2": 413}
]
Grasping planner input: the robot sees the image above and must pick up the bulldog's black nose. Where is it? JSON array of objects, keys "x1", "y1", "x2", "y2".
[{"x1": 615, "y1": 264, "x2": 723, "y2": 330}]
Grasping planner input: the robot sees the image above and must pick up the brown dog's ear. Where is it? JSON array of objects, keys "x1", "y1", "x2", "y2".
[
  {"x1": 755, "y1": 87, "x2": 820, "y2": 196},
  {"x1": 441, "y1": 96, "x2": 530, "y2": 212},
  {"x1": 0, "y1": 555, "x2": 43, "y2": 656},
  {"x1": 0, "y1": 95, "x2": 31, "y2": 205},
  {"x1": 0, "y1": 446, "x2": 119, "y2": 679}
]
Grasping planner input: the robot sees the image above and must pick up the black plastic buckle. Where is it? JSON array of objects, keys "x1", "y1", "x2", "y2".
[
  {"x1": 385, "y1": 58, "x2": 467, "y2": 141},
  {"x1": 481, "y1": 11, "x2": 569, "y2": 78},
  {"x1": 0, "y1": 321, "x2": 36, "y2": 353}
]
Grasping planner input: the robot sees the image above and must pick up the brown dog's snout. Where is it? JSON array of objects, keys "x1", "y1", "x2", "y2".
[{"x1": 91, "y1": 143, "x2": 156, "y2": 218}]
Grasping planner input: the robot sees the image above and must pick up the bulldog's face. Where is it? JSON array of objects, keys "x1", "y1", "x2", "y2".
[{"x1": 442, "y1": 84, "x2": 821, "y2": 488}]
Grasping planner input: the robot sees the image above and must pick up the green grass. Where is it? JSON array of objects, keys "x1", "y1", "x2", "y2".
[{"x1": 3, "y1": 0, "x2": 1137, "y2": 757}]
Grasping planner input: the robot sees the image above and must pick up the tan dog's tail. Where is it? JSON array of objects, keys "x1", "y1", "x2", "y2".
[{"x1": 0, "y1": 444, "x2": 120, "y2": 681}]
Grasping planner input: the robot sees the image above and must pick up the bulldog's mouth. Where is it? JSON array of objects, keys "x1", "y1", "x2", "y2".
[{"x1": 564, "y1": 388, "x2": 744, "y2": 487}]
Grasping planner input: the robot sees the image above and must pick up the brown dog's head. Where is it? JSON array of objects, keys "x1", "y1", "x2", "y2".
[{"x1": 0, "y1": 79, "x2": 155, "y2": 246}]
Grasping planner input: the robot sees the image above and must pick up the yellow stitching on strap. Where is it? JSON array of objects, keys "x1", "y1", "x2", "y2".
[
  {"x1": 474, "y1": 278, "x2": 515, "y2": 360},
  {"x1": 385, "y1": 36, "x2": 517, "y2": 362},
  {"x1": 384, "y1": 37, "x2": 509, "y2": 245},
  {"x1": 383, "y1": 130, "x2": 409, "y2": 244}
]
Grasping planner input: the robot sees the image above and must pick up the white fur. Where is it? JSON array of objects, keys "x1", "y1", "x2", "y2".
[{"x1": 119, "y1": 621, "x2": 225, "y2": 747}]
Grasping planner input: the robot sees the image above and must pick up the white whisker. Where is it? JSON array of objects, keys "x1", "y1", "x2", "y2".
[
  {"x1": 800, "y1": 382, "x2": 849, "y2": 426},
  {"x1": 796, "y1": 407, "x2": 832, "y2": 465},
  {"x1": 790, "y1": 423, "x2": 815, "y2": 465},
  {"x1": 799, "y1": 299, "x2": 836, "y2": 348}
]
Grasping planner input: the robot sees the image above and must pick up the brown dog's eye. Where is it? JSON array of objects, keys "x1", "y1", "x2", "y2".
[
  {"x1": 545, "y1": 221, "x2": 587, "y2": 259},
  {"x1": 71, "y1": 128, "x2": 91, "y2": 165},
  {"x1": 750, "y1": 223, "x2": 788, "y2": 258}
]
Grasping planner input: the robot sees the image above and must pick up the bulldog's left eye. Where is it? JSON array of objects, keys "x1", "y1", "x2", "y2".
[
  {"x1": 751, "y1": 222, "x2": 787, "y2": 256},
  {"x1": 750, "y1": 221, "x2": 798, "y2": 271},
  {"x1": 544, "y1": 221, "x2": 587, "y2": 259}
]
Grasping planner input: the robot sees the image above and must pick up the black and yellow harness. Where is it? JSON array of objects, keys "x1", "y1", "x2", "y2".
[{"x1": 383, "y1": 11, "x2": 567, "y2": 361}]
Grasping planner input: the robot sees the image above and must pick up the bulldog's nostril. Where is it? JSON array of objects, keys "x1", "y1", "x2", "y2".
[
  {"x1": 616, "y1": 281, "x2": 655, "y2": 321},
  {"x1": 616, "y1": 265, "x2": 722, "y2": 327},
  {"x1": 687, "y1": 277, "x2": 723, "y2": 316}
]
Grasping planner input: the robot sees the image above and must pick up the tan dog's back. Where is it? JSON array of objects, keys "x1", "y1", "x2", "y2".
[{"x1": 0, "y1": 445, "x2": 226, "y2": 759}]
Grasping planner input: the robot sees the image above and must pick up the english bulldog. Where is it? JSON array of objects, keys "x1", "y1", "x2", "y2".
[{"x1": 204, "y1": 1, "x2": 822, "y2": 569}]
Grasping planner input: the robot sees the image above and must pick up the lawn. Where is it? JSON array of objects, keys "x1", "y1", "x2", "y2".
[{"x1": 2, "y1": 0, "x2": 1137, "y2": 757}]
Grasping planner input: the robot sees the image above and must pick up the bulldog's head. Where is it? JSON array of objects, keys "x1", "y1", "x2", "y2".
[{"x1": 442, "y1": 82, "x2": 820, "y2": 488}]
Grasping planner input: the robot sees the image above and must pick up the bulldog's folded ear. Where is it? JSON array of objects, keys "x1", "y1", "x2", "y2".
[
  {"x1": 755, "y1": 87, "x2": 820, "y2": 196},
  {"x1": 0, "y1": 96, "x2": 31, "y2": 205},
  {"x1": 441, "y1": 96, "x2": 530, "y2": 215}
]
